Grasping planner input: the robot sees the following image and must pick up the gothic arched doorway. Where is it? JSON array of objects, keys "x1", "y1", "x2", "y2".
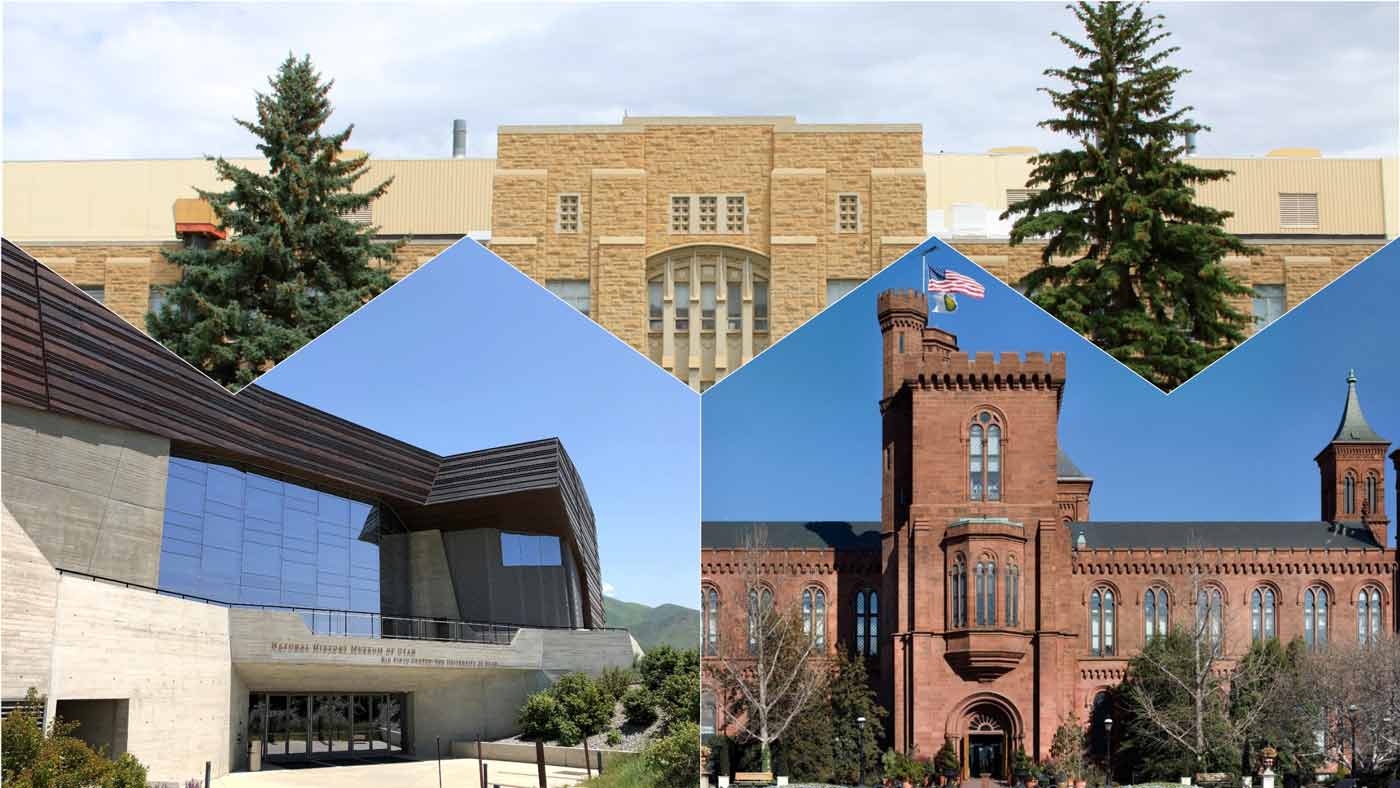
[{"x1": 947, "y1": 694, "x2": 1024, "y2": 782}]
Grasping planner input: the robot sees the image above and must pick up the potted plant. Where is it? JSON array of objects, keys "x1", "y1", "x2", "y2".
[
  {"x1": 935, "y1": 740, "x2": 961, "y2": 785},
  {"x1": 1013, "y1": 748, "x2": 1035, "y2": 787}
]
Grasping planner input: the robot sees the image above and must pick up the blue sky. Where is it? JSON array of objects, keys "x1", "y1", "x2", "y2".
[
  {"x1": 254, "y1": 240, "x2": 699, "y2": 609},
  {"x1": 703, "y1": 239, "x2": 1400, "y2": 540}
]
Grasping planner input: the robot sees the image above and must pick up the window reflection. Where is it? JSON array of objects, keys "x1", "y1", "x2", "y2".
[
  {"x1": 159, "y1": 458, "x2": 386, "y2": 615},
  {"x1": 252, "y1": 692, "x2": 405, "y2": 759}
]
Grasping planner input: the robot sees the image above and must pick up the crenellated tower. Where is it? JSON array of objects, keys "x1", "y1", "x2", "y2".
[
  {"x1": 876, "y1": 288, "x2": 1072, "y2": 760},
  {"x1": 1316, "y1": 370, "x2": 1391, "y2": 547}
]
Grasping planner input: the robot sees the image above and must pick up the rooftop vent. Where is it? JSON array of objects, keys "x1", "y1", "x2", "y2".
[{"x1": 453, "y1": 119, "x2": 468, "y2": 159}]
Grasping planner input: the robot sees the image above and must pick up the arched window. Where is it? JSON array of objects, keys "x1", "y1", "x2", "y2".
[
  {"x1": 1304, "y1": 586, "x2": 1329, "y2": 651},
  {"x1": 1366, "y1": 474, "x2": 1379, "y2": 516},
  {"x1": 968, "y1": 411, "x2": 1005, "y2": 502},
  {"x1": 802, "y1": 587, "x2": 826, "y2": 648},
  {"x1": 950, "y1": 557, "x2": 967, "y2": 628},
  {"x1": 702, "y1": 586, "x2": 719, "y2": 656},
  {"x1": 1090, "y1": 587, "x2": 1115, "y2": 657},
  {"x1": 1251, "y1": 587, "x2": 1277, "y2": 643},
  {"x1": 1005, "y1": 563, "x2": 1020, "y2": 627},
  {"x1": 1197, "y1": 587, "x2": 1224, "y2": 655},
  {"x1": 1359, "y1": 587, "x2": 1382, "y2": 647},
  {"x1": 974, "y1": 558, "x2": 998, "y2": 626},
  {"x1": 747, "y1": 587, "x2": 774, "y2": 655},
  {"x1": 855, "y1": 589, "x2": 879, "y2": 657},
  {"x1": 1344, "y1": 474, "x2": 1356, "y2": 515},
  {"x1": 1145, "y1": 588, "x2": 1169, "y2": 643}
]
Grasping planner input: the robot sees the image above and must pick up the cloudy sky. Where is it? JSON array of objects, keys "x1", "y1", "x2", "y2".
[{"x1": 4, "y1": 2, "x2": 1396, "y2": 162}]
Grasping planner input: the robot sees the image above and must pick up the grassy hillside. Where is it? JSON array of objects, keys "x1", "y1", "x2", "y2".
[{"x1": 604, "y1": 595, "x2": 699, "y2": 652}]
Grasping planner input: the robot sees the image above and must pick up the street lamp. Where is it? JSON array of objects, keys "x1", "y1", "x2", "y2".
[
  {"x1": 1104, "y1": 718, "x2": 1114, "y2": 786},
  {"x1": 857, "y1": 716, "x2": 868, "y2": 788},
  {"x1": 1348, "y1": 704, "x2": 1359, "y2": 776}
]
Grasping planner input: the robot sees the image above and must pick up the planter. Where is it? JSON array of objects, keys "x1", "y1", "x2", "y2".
[
  {"x1": 777, "y1": 777, "x2": 789, "y2": 786},
  {"x1": 719, "y1": 778, "x2": 730, "y2": 788}
]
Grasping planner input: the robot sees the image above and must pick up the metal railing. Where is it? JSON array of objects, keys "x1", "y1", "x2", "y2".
[{"x1": 55, "y1": 568, "x2": 522, "y2": 645}]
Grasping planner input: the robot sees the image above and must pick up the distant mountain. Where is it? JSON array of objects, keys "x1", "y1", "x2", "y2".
[{"x1": 604, "y1": 596, "x2": 700, "y2": 653}]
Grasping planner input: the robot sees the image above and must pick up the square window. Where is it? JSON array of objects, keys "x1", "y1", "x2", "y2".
[
  {"x1": 556, "y1": 194, "x2": 580, "y2": 233},
  {"x1": 725, "y1": 196, "x2": 747, "y2": 233},
  {"x1": 79, "y1": 285, "x2": 105, "y2": 304},
  {"x1": 670, "y1": 196, "x2": 692, "y2": 233},
  {"x1": 826, "y1": 278, "x2": 862, "y2": 305},
  {"x1": 149, "y1": 286, "x2": 166, "y2": 315},
  {"x1": 837, "y1": 194, "x2": 860, "y2": 232},
  {"x1": 546, "y1": 279, "x2": 591, "y2": 317},
  {"x1": 697, "y1": 196, "x2": 719, "y2": 233},
  {"x1": 1252, "y1": 284, "x2": 1285, "y2": 330}
]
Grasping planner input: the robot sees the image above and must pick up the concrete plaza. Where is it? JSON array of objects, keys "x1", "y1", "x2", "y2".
[{"x1": 213, "y1": 758, "x2": 596, "y2": 788}]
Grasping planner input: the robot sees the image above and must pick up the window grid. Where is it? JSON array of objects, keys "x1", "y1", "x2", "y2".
[
  {"x1": 670, "y1": 197, "x2": 692, "y2": 233},
  {"x1": 837, "y1": 194, "x2": 860, "y2": 232},
  {"x1": 697, "y1": 196, "x2": 719, "y2": 233},
  {"x1": 1304, "y1": 586, "x2": 1329, "y2": 651},
  {"x1": 951, "y1": 558, "x2": 967, "y2": 628},
  {"x1": 747, "y1": 587, "x2": 774, "y2": 655},
  {"x1": 556, "y1": 194, "x2": 580, "y2": 233},
  {"x1": 1145, "y1": 588, "x2": 1169, "y2": 643},
  {"x1": 855, "y1": 589, "x2": 878, "y2": 657},
  {"x1": 546, "y1": 279, "x2": 591, "y2": 317},
  {"x1": 968, "y1": 412, "x2": 1003, "y2": 501},
  {"x1": 802, "y1": 587, "x2": 826, "y2": 647},
  {"x1": 702, "y1": 587, "x2": 719, "y2": 656},
  {"x1": 1090, "y1": 587, "x2": 1115, "y2": 656},
  {"x1": 1359, "y1": 587, "x2": 1382, "y2": 647},
  {"x1": 1251, "y1": 588, "x2": 1277, "y2": 643},
  {"x1": 725, "y1": 196, "x2": 747, "y2": 233}
]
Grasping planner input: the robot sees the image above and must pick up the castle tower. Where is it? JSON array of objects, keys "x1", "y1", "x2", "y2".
[
  {"x1": 1316, "y1": 371, "x2": 1390, "y2": 547},
  {"x1": 876, "y1": 288, "x2": 1071, "y2": 762}
]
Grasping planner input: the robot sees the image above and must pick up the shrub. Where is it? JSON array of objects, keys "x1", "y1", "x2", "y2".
[
  {"x1": 935, "y1": 740, "x2": 961, "y2": 776},
  {"x1": 882, "y1": 748, "x2": 930, "y2": 783},
  {"x1": 552, "y1": 673, "x2": 613, "y2": 741},
  {"x1": 606, "y1": 729, "x2": 623, "y2": 747},
  {"x1": 517, "y1": 691, "x2": 563, "y2": 742},
  {"x1": 0, "y1": 688, "x2": 149, "y2": 788},
  {"x1": 645, "y1": 721, "x2": 701, "y2": 788},
  {"x1": 656, "y1": 670, "x2": 699, "y2": 731},
  {"x1": 622, "y1": 686, "x2": 658, "y2": 727},
  {"x1": 638, "y1": 646, "x2": 698, "y2": 689},
  {"x1": 107, "y1": 754, "x2": 149, "y2": 788},
  {"x1": 596, "y1": 666, "x2": 636, "y2": 703}
]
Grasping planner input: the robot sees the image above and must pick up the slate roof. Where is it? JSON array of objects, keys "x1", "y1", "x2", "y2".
[
  {"x1": 701, "y1": 521, "x2": 882, "y2": 550},
  {"x1": 1332, "y1": 371, "x2": 1385, "y2": 443},
  {"x1": 1070, "y1": 520, "x2": 1383, "y2": 551},
  {"x1": 1057, "y1": 449, "x2": 1089, "y2": 479}
]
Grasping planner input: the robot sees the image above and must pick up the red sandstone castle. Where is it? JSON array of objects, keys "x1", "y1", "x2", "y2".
[{"x1": 700, "y1": 289, "x2": 1398, "y2": 777}]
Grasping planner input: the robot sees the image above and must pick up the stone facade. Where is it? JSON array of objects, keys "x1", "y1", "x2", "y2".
[
  {"x1": 700, "y1": 289, "x2": 1397, "y2": 772},
  {"x1": 955, "y1": 240, "x2": 1388, "y2": 336},
  {"x1": 488, "y1": 117, "x2": 927, "y2": 390},
  {"x1": 14, "y1": 241, "x2": 456, "y2": 332}
]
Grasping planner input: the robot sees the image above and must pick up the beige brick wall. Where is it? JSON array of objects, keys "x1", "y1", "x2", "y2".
[
  {"x1": 954, "y1": 240, "x2": 1386, "y2": 335},
  {"x1": 20, "y1": 241, "x2": 455, "y2": 334},
  {"x1": 489, "y1": 120, "x2": 928, "y2": 387}
]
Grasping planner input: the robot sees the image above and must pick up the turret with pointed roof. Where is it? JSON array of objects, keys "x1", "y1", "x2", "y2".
[{"x1": 1316, "y1": 370, "x2": 1390, "y2": 546}]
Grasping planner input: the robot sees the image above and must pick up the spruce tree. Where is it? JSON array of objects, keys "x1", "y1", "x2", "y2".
[
  {"x1": 149, "y1": 54, "x2": 400, "y2": 390},
  {"x1": 1004, "y1": 1, "x2": 1256, "y2": 391}
]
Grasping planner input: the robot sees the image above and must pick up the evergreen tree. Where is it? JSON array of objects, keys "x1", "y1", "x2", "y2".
[
  {"x1": 1004, "y1": 1, "x2": 1256, "y2": 391},
  {"x1": 1229, "y1": 638, "x2": 1323, "y2": 783},
  {"x1": 827, "y1": 650, "x2": 886, "y2": 785},
  {"x1": 149, "y1": 54, "x2": 400, "y2": 390}
]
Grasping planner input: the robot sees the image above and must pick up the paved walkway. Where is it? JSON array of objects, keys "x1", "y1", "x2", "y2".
[{"x1": 213, "y1": 757, "x2": 595, "y2": 788}]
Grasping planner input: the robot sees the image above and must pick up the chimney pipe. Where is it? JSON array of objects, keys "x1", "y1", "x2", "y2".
[
  {"x1": 452, "y1": 119, "x2": 468, "y2": 159},
  {"x1": 1184, "y1": 122, "x2": 1198, "y2": 155}
]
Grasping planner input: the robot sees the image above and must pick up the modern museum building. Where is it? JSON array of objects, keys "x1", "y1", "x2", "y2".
[{"x1": 0, "y1": 240, "x2": 639, "y2": 784}]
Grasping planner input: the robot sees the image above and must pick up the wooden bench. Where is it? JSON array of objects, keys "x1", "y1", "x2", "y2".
[{"x1": 735, "y1": 772, "x2": 775, "y2": 785}]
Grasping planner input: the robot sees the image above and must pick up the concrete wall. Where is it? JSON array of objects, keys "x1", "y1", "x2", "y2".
[
  {"x1": 47, "y1": 574, "x2": 235, "y2": 785},
  {"x1": 1, "y1": 404, "x2": 169, "y2": 586},
  {"x1": 1, "y1": 501, "x2": 61, "y2": 700}
]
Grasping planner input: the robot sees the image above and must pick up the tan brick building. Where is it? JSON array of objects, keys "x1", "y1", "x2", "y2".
[
  {"x1": 4, "y1": 119, "x2": 1395, "y2": 389},
  {"x1": 488, "y1": 116, "x2": 927, "y2": 389}
]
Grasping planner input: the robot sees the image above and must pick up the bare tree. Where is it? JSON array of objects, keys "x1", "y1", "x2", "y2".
[
  {"x1": 1122, "y1": 546, "x2": 1286, "y2": 773},
  {"x1": 711, "y1": 527, "x2": 826, "y2": 772},
  {"x1": 1302, "y1": 637, "x2": 1400, "y2": 775}
]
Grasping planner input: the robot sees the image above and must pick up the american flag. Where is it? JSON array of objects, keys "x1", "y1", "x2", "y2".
[{"x1": 927, "y1": 267, "x2": 986, "y2": 299}]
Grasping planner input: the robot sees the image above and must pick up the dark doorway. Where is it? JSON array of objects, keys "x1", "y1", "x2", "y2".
[
  {"x1": 968, "y1": 734, "x2": 1006, "y2": 779},
  {"x1": 55, "y1": 699, "x2": 128, "y2": 759}
]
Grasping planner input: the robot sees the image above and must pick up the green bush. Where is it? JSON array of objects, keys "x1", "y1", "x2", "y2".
[
  {"x1": 552, "y1": 673, "x2": 613, "y2": 741},
  {"x1": 622, "y1": 686, "x2": 658, "y2": 727},
  {"x1": 656, "y1": 670, "x2": 699, "y2": 731},
  {"x1": 1, "y1": 688, "x2": 149, "y2": 788},
  {"x1": 638, "y1": 646, "x2": 699, "y2": 691},
  {"x1": 882, "y1": 748, "x2": 930, "y2": 783},
  {"x1": 644, "y1": 721, "x2": 701, "y2": 788},
  {"x1": 605, "y1": 729, "x2": 623, "y2": 747},
  {"x1": 713, "y1": 735, "x2": 732, "y2": 777},
  {"x1": 596, "y1": 666, "x2": 636, "y2": 703},
  {"x1": 517, "y1": 691, "x2": 564, "y2": 742}
]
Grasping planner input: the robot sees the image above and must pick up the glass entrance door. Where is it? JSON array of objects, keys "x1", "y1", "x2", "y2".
[{"x1": 248, "y1": 692, "x2": 406, "y2": 765}]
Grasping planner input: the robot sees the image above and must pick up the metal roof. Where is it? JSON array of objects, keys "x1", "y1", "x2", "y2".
[
  {"x1": 1331, "y1": 370, "x2": 1386, "y2": 443},
  {"x1": 1057, "y1": 448, "x2": 1089, "y2": 479},
  {"x1": 701, "y1": 521, "x2": 881, "y2": 550},
  {"x1": 1070, "y1": 520, "x2": 1383, "y2": 551}
]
